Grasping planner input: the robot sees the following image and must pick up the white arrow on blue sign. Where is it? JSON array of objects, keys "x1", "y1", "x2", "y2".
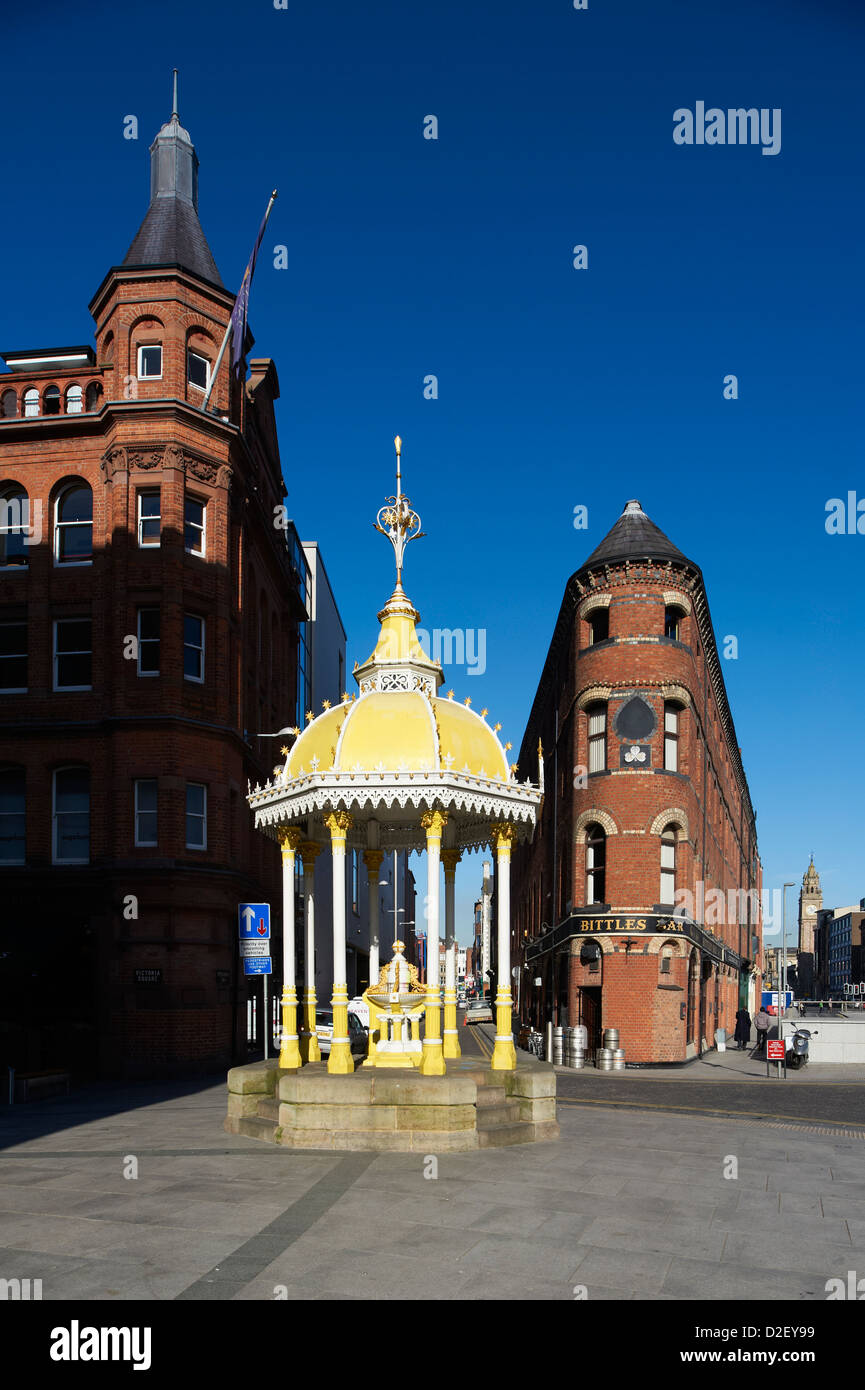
[
  {"x1": 239, "y1": 903, "x2": 270, "y2": 940},
  {"x1": 244, "y1": 957, "x2": 272, "y2": 975}
]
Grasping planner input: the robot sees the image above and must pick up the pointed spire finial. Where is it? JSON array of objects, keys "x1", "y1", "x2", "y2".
[
  {"x1": 172, "y1": 68, "x2": 179, "y2": 119},
  {"x1": 374, "y1": 435, "x2": 425, "y2": 586}
]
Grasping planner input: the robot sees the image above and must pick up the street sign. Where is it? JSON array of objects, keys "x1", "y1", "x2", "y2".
[
  {"x1": 239, "y1": 903, "x2": 270, "y2": 940},
  {"x1": 767, "y1": 1040, "x2": 785, "y2": 1060},
  {"x1": 243, "y1": 957, "x2": 272, "y2": 975},
  {"x1": 240, "y1": 940, "x2": 270, "y2": 958}
]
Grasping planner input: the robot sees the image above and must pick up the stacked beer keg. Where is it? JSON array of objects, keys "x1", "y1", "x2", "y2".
[
  {"x1": 565, "y1": 1025, "x2": 587, "y2": 1068},
  {"x1": 597, "y1": 1027, "x2": 625, "y2": 1070}
]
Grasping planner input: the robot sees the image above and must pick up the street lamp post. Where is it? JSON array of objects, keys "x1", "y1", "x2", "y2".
[{"x1": 782, "y1": 881, "x2": 795, "y2": 1043}]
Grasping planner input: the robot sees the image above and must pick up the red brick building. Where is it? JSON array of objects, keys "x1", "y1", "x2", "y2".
[
  {"x1": 513, "y1": 501, "x2": 763, "y2": 1063},
  {"x1": 0, "y1": 100, "x2": 307, "y2": 1078}
]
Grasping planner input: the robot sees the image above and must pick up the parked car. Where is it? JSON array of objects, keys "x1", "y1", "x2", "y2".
[{"x1": 315, "y1": 1008, "x2": 368, "y2": 1058}]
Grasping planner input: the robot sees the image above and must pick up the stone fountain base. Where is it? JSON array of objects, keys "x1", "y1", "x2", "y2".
[{"x1": 225, "y1": 1055, "x2": 559, "y2": 1151}]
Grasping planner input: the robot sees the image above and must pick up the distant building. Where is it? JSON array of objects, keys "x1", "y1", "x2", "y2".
[{"x1": 797, "y1": 858, "x2": 822, "y2": 996}]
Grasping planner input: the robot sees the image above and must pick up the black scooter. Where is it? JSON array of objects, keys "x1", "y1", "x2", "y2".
[{"x1": 786, "y1": 1026, "x2": 818, "y2": 1070}]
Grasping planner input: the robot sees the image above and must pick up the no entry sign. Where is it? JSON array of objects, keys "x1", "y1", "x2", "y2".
[{"x1": 767, "y1": 1040, "x2": 785, "y2": 1060}]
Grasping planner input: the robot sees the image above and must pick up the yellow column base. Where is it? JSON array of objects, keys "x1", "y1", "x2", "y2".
[
  {"x1": 327, "y1": 986, "x2": 355, "y2": 1074},
  {"x1": 299, "y1": 991, "x2": 320, "y2": 1063},
  {"x1": 278, "y1": 991, "x2": 303, "y2": 1070},
  {"x1": 420, "y1": 997, "x2": 446, "y2": 1075},
  {"x1": 490, "y1": 997, "x2": 517, "y2": 1071},
  {"x1": 442, "y1": 993, "x2": 461, "y2": 1059}
]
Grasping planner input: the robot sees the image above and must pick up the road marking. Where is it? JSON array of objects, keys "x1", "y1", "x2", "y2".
[{"x1": 556, "y1": 1095, "x2": 865, "y2": 1132}]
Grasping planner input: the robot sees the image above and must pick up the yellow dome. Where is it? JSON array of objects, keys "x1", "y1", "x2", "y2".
[{"x1": 287, "y1": 691, "x2": 510, "y2": 782}]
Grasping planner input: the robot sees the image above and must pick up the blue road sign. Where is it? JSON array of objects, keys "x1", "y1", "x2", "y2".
[
  {"x1": 243, "y1": 957, "x2": 272, "y2": 976},
  {"x1": 239, "y1": 903, "x2": 270, "y2": 940}
]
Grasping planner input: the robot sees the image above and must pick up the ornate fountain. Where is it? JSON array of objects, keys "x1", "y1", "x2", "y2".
[{"x1": 363, "y1": 941, "x2": 427, "y2": 1068}]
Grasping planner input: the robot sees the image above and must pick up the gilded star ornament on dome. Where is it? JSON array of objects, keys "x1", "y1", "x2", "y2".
[
  {"x1": 373, "y1": 436, "x2": 426, "y2": 585},
  {"x1": 481, "y1": 708, "x2": 488, "y2": 718},
  {"x1": 494, "y1": 722, "x2": 502, "y2": 732},
  {"x1": 280, "y1": 746, "x2": 290, "y2": 757},
  {"x1": 464, "y1": 697, "x2": 471, "y2": 706},
  {"x1": 306, "y1": 710, "x2": 314, "y2": 723},
  {"x1": 447, "y1": 690, "x2": 454, "y2": 699},
  {"x1": 322, "y1": 699, "x2": 331, "y2": 710}
]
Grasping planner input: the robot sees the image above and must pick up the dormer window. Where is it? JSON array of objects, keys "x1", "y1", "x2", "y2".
[
  {"x1": 187, "y1": 350, "x2": 209, "y2": 391},
  {"x1": 137, "y1": 345, "x2": 162, "y2": 380}
]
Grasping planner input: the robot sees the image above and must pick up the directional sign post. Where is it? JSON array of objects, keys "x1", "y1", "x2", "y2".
[{"x1": 239, "y1": 905, "x2": 271, "y2": 1058}]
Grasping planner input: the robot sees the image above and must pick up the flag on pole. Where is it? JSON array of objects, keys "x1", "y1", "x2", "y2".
[
  {"x1": 229, "y1": 191, "x2": 277, "y2": 375},
  {"x1": 200, "y1": 190, "x2": 277, "y2": 414}
]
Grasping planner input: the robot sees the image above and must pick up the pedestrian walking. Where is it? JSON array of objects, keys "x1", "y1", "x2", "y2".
[
  {"x1": 734, "y1": 1008, "x2": 751, "y2": 1050},
  {"x1": 754, "y1": 1007, "x2": 771, "y2": 1053}
]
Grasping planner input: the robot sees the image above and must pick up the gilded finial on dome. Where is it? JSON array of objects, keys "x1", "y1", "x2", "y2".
[
  {"x1": 464, "y1": 696, "x2": 471, "y2": 706},
  {"x1": 322, "y1": 699, "x2": 331, "y2": 710},
  {"x1": 494, "y1": 722, "x2": 502, "y2": 732},
  {"x1": 505, "y1": 741, "x2": 512, "y2": 751},
  {"x1": 374, "y1": 435, "x2": 425, "y2": 587},
  {"x1": 306, "y1": 710, "x2": 314, "y2": 723},
  {"x1": 447, "y1": 689, "x2": 454, "y2": 699},
  {"x1": 341, "y1": 691, "x2": 350, "y2": 702},
  {"x1": 481, "y1": 707, "x2": 488, "y2": 718},
  {"x1": 280, "y1": 746, "x2": 290, "y2": 757}
]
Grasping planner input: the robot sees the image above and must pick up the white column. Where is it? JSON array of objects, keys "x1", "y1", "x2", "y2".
[
  {"x1": 364, "y1": 849, "x2": 383, "y2": 985},
  {"x1": 299, "y1": 841, "x2": 321, "y2": 1062},
  {"x1": 490, "y1": 823, "x2": 517, "y2": 1070},
  {"x1": 442, "y1": 848, "x2": 461, "y2": 1058},
  {"x1": 325, "y1": 811, "x2": 354, "y2": 1073},
  {"x1": 277, "y1": 827, "x2": 302, "y2": 1069},
  {"x1": 420, "y1": 810, "x2": 447, "y2": 1075}
]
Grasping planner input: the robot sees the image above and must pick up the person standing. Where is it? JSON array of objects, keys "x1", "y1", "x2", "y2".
[
  {"x1": 754, "y1": 1007, "x2": 771, "y2": 1053},
  {"x1": 734, "y1": 1007, "x2": 752, "y2": 1051}
]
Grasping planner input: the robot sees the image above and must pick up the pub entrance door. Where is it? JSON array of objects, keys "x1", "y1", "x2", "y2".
[{"x1": 577, "y1": 986, "x2": 603, "y2": 1058}]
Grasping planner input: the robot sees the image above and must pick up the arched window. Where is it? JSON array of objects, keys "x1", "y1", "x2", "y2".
[
  {"x1": 0, "y1": 767, "x2": 26, "y2": 863},
  {"x1": 664, "y1": 604, "x2": 686, "y2": 641},
  {"x1": 588, "y1": 608, "x2": 609, "y2": 644},
  {"x1": 85, "y1": 382, "x2": 102, "y2": 412},
  {"x1": 65, "y1": 385, "x2": 83, "y2": 415},
  {"x1": 0, "y1": 486, "x2": 30, "y2": 567},
  {"x1": 43, "y1": 385, "x2": 61, "y2": 416},
  {"x1": 54, "y1": 483, "x2": 93, "y2": 565},
  {"x1": 660, "y1": 823, "x2": 677, "y2": 905},
  {"x1": 1, "y1": 389, "x2": 17, "y2": 419},
  {"x1": 23, "y1": 388, "x2": 39, "y2": 418},
  {"x1": 664, "y1": 702, "x2": 680, "y2": 771},
  {"x1": 585, "y1": 823, "x2": 606, "y2": 905},
  {"x1": 587, "y1": 702, "x2": 607, "y2": 773},
  {"x1": 53, "y1": 766, "x2": 90, "y2": 863}
]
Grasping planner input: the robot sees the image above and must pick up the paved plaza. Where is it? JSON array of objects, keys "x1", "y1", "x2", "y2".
[{"x1": 1, "y1": 1045, "x2": 864, "y2": 1302}]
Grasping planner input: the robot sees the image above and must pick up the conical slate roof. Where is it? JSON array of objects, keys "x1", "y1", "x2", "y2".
[
  {"x1": 122, "y1": 104, "x2": 223, "y2": 288},
  {"x1": 578, "y1": 499, "x2": 696, "y2": 573}
]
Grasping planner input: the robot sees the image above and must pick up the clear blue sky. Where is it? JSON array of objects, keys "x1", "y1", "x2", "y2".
[{"x1": 3, "y1": 0, "x2": 863, "y2": 944}]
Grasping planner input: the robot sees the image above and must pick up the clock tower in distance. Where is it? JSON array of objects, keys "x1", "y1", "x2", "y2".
[{"x1": 798, "y1": 857, "x2": 822, "y2": 997}]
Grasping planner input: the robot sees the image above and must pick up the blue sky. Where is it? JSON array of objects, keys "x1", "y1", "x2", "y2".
[{"x1": 3, "y1": 0, "x2": 863, "y2": 943}]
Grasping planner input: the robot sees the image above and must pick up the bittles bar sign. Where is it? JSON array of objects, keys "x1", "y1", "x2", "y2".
[{"x1": 525, "y1": 911, "x2": 741, "y2": 969}]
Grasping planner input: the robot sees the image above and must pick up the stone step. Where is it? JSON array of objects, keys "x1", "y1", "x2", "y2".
[
  {"x1": 475, "y1": 1086, "x2": 507, "y2": 1108},
  {"x1": 476, "y1": 1101, "x2": 521, "y2": 1130},
  {"x1": 236, "y1": 1115, "x2": 278, "y2": 1143},
  {"x1": 478, "y1": 1121, "x2": 537, "y2": 1148},
  {"x1": 257, "y1": 1098, "x2": 280, "y2": 1121}
]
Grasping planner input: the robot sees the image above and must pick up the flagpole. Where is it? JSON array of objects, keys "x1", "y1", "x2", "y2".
[{"x1": 202, "y1": 189, "x2": 278, "y2": 414}]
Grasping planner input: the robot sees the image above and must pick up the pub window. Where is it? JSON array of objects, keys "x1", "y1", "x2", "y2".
[
  {"x1": 660, "y1": 824, "x2": 677, "y2": 905},
  {"x1": 587, "y1": 703, "x2": 607, "y2": 773},
  {"x1": 664, "y1": 702, "x2": 680, "y2": 771},
  {"x1": 585, "y1": 823, "x2": 606, "y2": 905}
]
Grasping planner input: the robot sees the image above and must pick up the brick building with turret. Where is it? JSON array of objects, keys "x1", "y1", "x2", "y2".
[
  {"x1": 0, "y1": 94, "x2": 309, "y2": 1078},
  {"x1": 513, "y1": 500, "x2": 763, "y2": 1063}
]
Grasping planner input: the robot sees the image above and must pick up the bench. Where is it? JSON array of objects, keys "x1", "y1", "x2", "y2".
[{"x1": 12, "y1": 1071, "x2": 71, "y2": 1103}]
